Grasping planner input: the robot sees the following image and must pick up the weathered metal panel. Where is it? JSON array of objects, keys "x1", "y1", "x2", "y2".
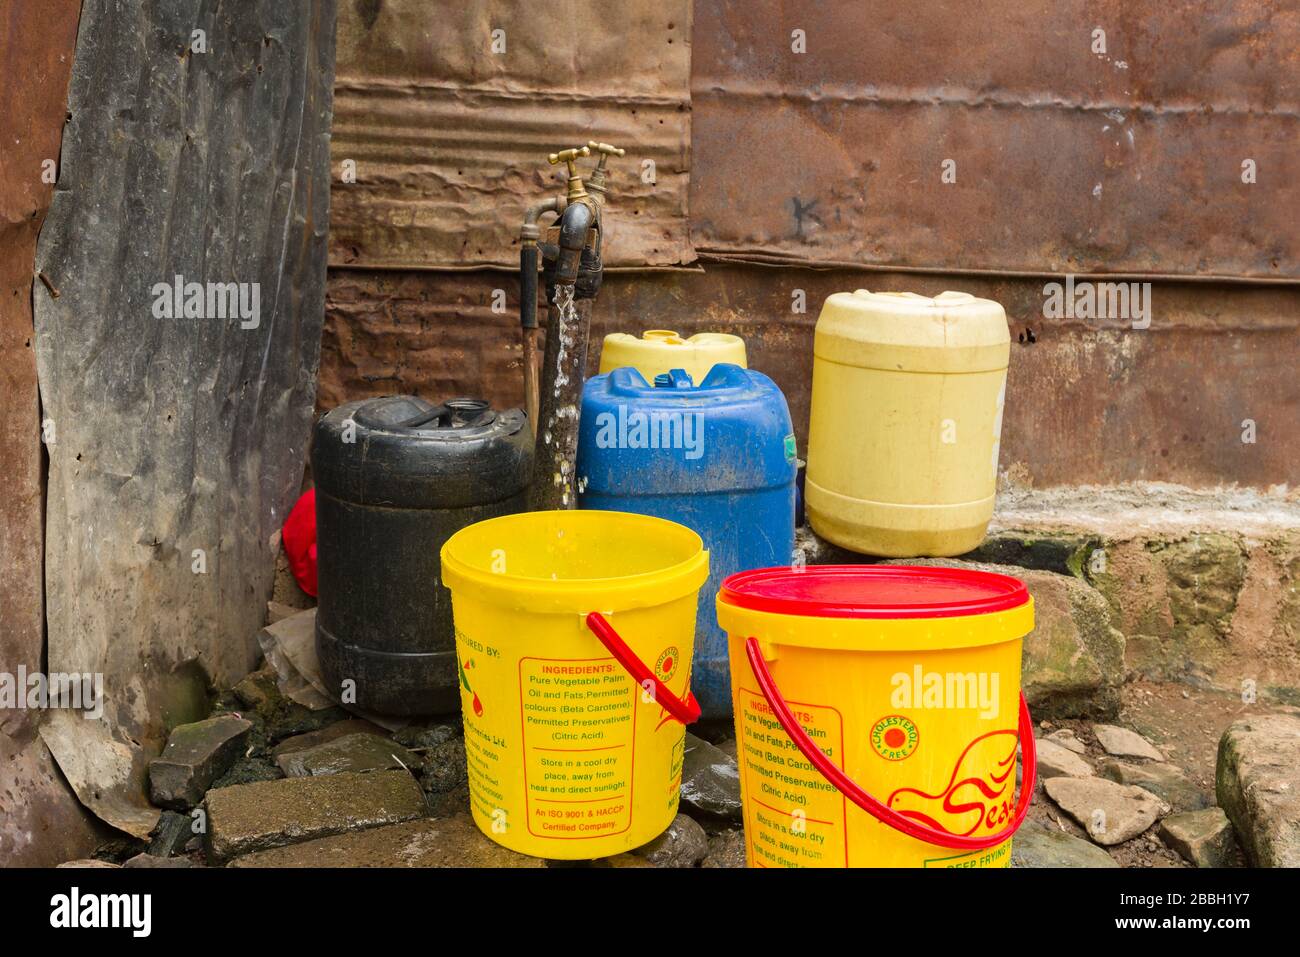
[
  {"x1": 320, "y1": 268, "x2": 1300, "y2": 490},
  {"x1": 0, "y1": 0, "x2": 109, "y2": 867},
  {"x1": 32, "y1": 0, "x2": 336, "y2": 836},
  {"x1": 321, "y1": 0, "x2": 1299, "y2": 497},
  {"x1": 691, "y1": 0, "x2": 1300, "y2": 280},
  {"x1": 319, "y1": 270, "x2": 526, "y2": 410},
  {"x1": 329, "y1": 0, "x2": 693, "y2": 270},
  {"x1": 0, "y1": 0, "x2": 76, "y2": 743}
]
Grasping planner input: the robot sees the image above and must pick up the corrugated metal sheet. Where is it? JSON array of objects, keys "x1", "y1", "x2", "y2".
[
  {"x1": 0, "y1": 0, "x2": 108, "y2": 867},
  {"x1": 328, "y1": 0, "x2": 1299, "y2": 276},
  {"x1": 329, "y1": 0, "x2": 694, "y2": 269},
  {"x1": 321, "y1": 268, "x2": 1300, "y2": 489},
  {"x1": 691, "y1": 0, "x2": 1300, "y2": 280},
  {"x1": 33, "y1": 0, "x2": 336, "y2": 837},
  {"x1": 322, "y1": 2, "x2": 1299, "y2": 492}
]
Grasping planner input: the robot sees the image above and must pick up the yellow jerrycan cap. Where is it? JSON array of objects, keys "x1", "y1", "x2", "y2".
[
  {"x1": 598, "y1": 329, "x2": 747, "y2": 384},
  {"x1": 814, "y1": 289, "x2": 1009, "y2": 374}
]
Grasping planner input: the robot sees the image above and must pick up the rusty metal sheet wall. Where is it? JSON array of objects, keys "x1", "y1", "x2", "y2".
[
  {"x1": 321, "y1": 268, "x2": 1300, "y2": 490},
  {"x1": 691, "y1": 0, "x2": 1300, "y2": 280},
  {"x1": 321, "y1": 4, "x2": 1299, "y2": 492},
  {"x1": 32, "y1": 0, "x2": 336, "y2": 837},
  {"x1": 0, "y1": 0, "x2": 108, "y2": 867},
  {"x1": 330, "y1": 0, "x2": 694, "y2": 270}
]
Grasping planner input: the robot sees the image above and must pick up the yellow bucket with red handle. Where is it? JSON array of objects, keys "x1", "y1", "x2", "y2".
[
  {"x1": 717, "y1": 564, "x2": 1037, "y2": 868},
  {"x1": 440, "y1": 509, "x2": 708, "y2": 859}
]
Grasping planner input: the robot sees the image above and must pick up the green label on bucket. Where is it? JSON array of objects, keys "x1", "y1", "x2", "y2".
[
  {"x1": 783, "y1": 433, "x2": 797, "y2": 462},
  {"x1": 924, "y1": 841, "x2": 1011, "y2": 868}
]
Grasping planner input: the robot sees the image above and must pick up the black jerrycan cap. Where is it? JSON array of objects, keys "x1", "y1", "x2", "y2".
[
  {"x1": 312, "y1": 394, "x2": 531, "y2": 512},
  {"x1": 350, "y1": 395, "x2": 497, "y2": 433}
]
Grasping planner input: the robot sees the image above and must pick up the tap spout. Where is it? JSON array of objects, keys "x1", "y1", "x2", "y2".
[{"x1": 553, "y1": 201, "x2": 594, "y2": 287}]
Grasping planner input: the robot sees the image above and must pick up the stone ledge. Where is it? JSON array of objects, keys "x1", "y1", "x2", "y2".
[
  {"x1": 1216, "y1": 714, "x2": 1300, "y2": 867},
  {"x1": 205, "y1": 770, "x2": 426, "y2": 862},
  {"x1": 990, "y1": 483, "x2": 1300, "y2": 544},
  {"x1": 228, "y1": 816, "x2": 543, "y2": 868},
  {"x1": 881, "y1": 558, "x2": 1124, "y2": 720},
  {"x1": 799, "y1": 483, "x2": 1300, "y2": 703}
]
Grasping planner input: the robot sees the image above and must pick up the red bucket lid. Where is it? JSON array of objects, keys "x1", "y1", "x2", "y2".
[{"x1": 719, "y1": 565, "x2": 1030, "y2": 619}]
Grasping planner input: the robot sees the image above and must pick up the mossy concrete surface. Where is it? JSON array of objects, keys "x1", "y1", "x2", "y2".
[
  {"x1": 883, "y1": 558, "x2": 1124, "y2": 719},
  {"x1": 148, "y1": 715, "x2": 253, "y2": 810},
  {"x1": 800, "y1": 483, "x2": 1300, "y2": 706},
  {"x1": 228, "y1": 816, "x2": 544, "y2": 868},
  {"x1": 204, "y1": 770, "x2": 426, "y2": 862},
  {"x1": 1216, "y1": 714, "x2": 1300, "y2": 867}
]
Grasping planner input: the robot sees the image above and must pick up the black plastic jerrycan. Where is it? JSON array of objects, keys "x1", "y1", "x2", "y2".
[{"x1": 312, "y1": 396, "x2": 531, "y2": 715}]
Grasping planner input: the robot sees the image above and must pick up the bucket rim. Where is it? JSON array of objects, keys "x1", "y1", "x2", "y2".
[
  {"x1": 719, "y1": 564, "x2": 1029, "y2": 620},
  {"x1": 440, "y1": 509, "x2": 709, "y2": 610}
]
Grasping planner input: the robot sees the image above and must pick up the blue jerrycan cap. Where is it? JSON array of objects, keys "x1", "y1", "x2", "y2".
[
  {"x1": 609, "y1": 364, "x2": 753, "y2": 397},
  {"x1": 653, "y1": 369, "x2": 694, "y2": 389}
]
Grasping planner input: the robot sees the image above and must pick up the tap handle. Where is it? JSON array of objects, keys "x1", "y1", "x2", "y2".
[
  {"x1": 548, "y1": 146, "x2": 591, "y2": 177},
  {"x1": 549, "y1": 146, "x2": 593, "y2": 202},
  {"x1": 587, "y1": 141, "x2": 625, "y2": 170}
]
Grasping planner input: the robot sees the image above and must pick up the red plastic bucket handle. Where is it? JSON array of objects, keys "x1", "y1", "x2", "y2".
[
  {"x1": 744, "y1": 636, "x2": 1036, "y2": 851},
  {"x1": 585, "y1": 612, "x2": 701, "y2": 725}
]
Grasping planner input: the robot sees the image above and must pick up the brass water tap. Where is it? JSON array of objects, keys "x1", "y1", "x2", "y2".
[
  {"x1": 586, "y1": 141, "x2": 625, "y2": 201},
  {"x1": 548, "y1": 146, "x2": 592, "y2": 202}
]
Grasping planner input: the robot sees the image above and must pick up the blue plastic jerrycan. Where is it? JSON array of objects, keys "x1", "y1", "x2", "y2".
[{"x1": 577, "y1": 364, "x2": 797, "y2": 718}]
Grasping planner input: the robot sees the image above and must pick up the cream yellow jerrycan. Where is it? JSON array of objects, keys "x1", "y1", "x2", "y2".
[
  {"x1": 805, "y1": 290, "x2": 1010, "y2": 557},
  {"x1": 598, "y1": 330, "x2": 746, "y2": 385}
]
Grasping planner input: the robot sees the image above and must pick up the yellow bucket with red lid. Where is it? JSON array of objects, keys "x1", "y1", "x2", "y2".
[{"x1": 717, "y1": 564, "x2": 1037, "y2": 868}]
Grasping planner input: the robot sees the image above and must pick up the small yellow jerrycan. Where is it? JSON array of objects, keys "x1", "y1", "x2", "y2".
[
  {"x1": 805, "y1": 290, "x2": 1010, "y2": 557},
  {"x1": 598, "y1": 330, "x2": 746, "y2": 385}
]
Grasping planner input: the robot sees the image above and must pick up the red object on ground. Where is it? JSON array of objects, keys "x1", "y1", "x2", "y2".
[{"x1": 282, "y1": 488, "x2": 318, "y2": 597}]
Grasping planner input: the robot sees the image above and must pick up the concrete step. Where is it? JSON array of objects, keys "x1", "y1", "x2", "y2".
[
  {"x1": 204, "y1": 770, "x2": 426, "y2": 862},
  {"x1": 227, "y1": 816, "x2": 543, "y2": 868},
  {"x1": 799, "y1": 483, "x2": 1300, "y2": 708}
]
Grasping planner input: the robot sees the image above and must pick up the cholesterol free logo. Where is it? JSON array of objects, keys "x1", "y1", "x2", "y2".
[
  {"x1": 891, "y1": 665, "x2": 1001, "y2": 720},
  {"x1": 655, "y1": 646, "x2": 680, "y2": 682},
  {"x1": 50, "y1": 887, "x2": 151, "y2": 938},
  {"x1": 0, "y1": 667, "x2": 103, "y2": 720},
  {"x1": 871, "y1": 714, "x2": 919, "y2": 760},
  {"x1": 592, "y1": 404, "x2": 704, "y2": 461}
]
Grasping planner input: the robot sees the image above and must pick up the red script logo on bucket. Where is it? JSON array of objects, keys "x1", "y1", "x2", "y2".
[{"x1": 886, "y1": 728, "x2": 1019, "y2": 836}]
